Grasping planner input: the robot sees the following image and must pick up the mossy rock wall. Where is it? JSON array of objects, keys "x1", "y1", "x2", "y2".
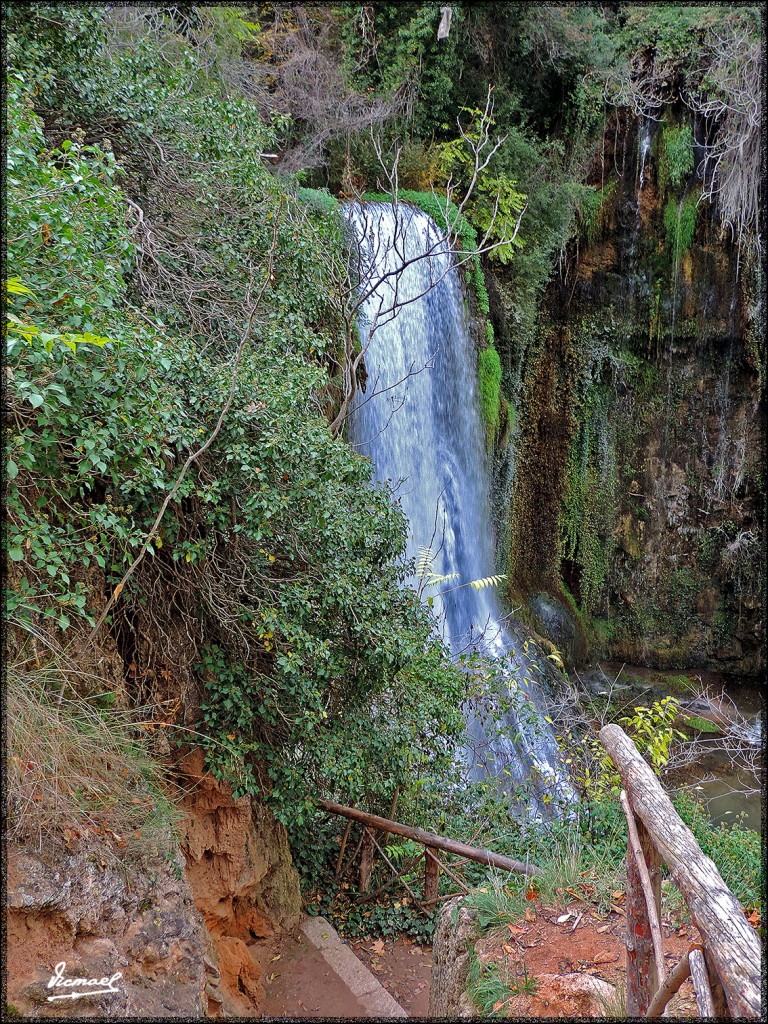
[{"x1": 496, "y1": 113, "x2": 764, "y2": 675}]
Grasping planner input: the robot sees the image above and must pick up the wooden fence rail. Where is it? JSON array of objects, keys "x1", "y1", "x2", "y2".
[
  {"x1": 599, "y1": 724, "x2": 761, "y2": 1019},
  {"x1": 318, "y1": 798, "x2": 541, "y2": 910}
]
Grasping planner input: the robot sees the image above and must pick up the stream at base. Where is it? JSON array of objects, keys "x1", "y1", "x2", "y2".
[{"x1": 579, "y1": 663, "x2": 764, "y2": 832}]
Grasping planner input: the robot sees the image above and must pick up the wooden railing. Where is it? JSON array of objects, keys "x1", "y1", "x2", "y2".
[
  {"x1": 318, "y1": 798, "x2": 539, "y2": 909},
  {"x1": 599, "y1": 724, "x2": 761, "y2": 1019}
]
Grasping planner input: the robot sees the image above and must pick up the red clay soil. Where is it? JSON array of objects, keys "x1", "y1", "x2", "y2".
[
  {"x1": 252, "y1": 897, "x2": 742, "y2": 1018},
  {"x1": 470, "y1": 898, "x2": 702, "y2": 1018}
]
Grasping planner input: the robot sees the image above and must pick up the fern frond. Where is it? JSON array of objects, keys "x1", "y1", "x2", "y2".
[
  {"x1": 416, "y1": 546, "x2": 436, "y2": 578},
  {"x1": 469, "y1": 574, "x2": 507, "y2": 590},
  {"x1": 547, "y1": 651, "x2": 565, "y2": 671},
  {"x1": 425, "y1": 572, "x2": 460, "y2": 586}
]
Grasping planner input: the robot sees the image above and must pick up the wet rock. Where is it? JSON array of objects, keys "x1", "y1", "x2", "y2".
[{"x1": 528, "y1": 592, "x2": 587, "y2": 669}]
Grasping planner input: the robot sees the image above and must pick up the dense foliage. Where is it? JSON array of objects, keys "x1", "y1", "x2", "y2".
[{"x1": 5, "y1": 6, "x2": 465, "y2": 832}]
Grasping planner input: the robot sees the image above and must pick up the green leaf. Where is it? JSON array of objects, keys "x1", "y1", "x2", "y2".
[
  {"x1": 5, "y1": 276, "x2": 35, "y2": 295},
  {"x1": 9, "y1": 548, "x2": 24, "y2": 562},
  {"x1": 27, "y1": 394, "x2": 45, "y2": 409},
  {"x1": 7, "y1": 460, "x2": 19, "y2": 480}
]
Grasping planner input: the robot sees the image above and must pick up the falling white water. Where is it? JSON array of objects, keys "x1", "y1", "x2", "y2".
[
  {"x1": 346, "y1": 202, "x2": 575, "y2": 817},
  {"x1": 638, "y1": 118, "x2": 653, "y2": 192}
]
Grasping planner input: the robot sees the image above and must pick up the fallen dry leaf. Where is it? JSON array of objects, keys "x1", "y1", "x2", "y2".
[
  {"x1": 507, "y1": 924, "x2": 526, "y2": 936},
  {"x1": 594, "y1": 951, "x2": 618, "y2": 965},
  {"x1": 525, "y1": 907, "x2": 536, "y2": 922}
]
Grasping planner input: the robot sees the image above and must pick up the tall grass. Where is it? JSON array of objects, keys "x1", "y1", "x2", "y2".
[{"x1": 7, "y1": 629, "x2": 181, "y2": 856}]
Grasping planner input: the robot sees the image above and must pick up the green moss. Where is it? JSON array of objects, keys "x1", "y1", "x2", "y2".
[
  {"x1": 478, "y1": 343, "x2": 502, "y2": 436},
  {"x1": 559, "y1": 381, "x2": 618, "y2": 614},
  {"x1": 683, "y1": 716, "x2": 722, "y2": 734},
  {"x1": 578, "y1": 177, "x2": 617, "y2": 245},
  {"x1": 664, "y1": 192, "x2": 699, "y2": 263}
]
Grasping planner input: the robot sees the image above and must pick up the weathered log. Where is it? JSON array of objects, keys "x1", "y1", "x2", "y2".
[
  {"x1": 645, "y1": 946, "x2": 697, "y2": 1018},
  {"x1": 620, "y1": 789, "x2": 665, "y2": 1014},
  {"x1": 689, "y1": 947, "x2": 715, "y2": 1017},
  {"x1": 599, "y1": 725, "x2": 761, "y2": 1019},
  {"x1": 319, "y1": 799, "x2": 541, "y2": 877}
]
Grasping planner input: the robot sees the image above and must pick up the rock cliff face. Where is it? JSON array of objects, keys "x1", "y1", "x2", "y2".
[
  {"x1": 177, "y1": 748, "x2": 302, "y2": 1016},
  {"x1": 499, "y1": 112, "x2": 764, "y2": 675},
  {"x1": 6, "y1": 842, "x2": 209, "y2": 1018},
  {"x1": 5, "y1": 751, "x2": 302, "y2": 1019}
]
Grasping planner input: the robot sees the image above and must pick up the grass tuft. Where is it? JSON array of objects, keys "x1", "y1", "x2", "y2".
[{"x1": 7, "y1": 645, "x2": 181, "y2": 857}]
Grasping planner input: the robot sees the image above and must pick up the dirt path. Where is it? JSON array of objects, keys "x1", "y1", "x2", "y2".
[
  {"x1": 251, "y1": 930, "x2": 431, "y2": 1018},
  {"x1": 252, "y1": 931, "x2": 372, "y2": 1018},
  {"x1": 350, "y1": 936, "x2": 432, "y2": 1017}
]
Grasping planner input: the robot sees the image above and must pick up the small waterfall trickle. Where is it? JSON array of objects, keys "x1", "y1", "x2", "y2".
[
  {"x1": 346, "y1": 202, "x2": 574, "y2": 818},
  {"x1": 638, "y1": 118, "x2": 653, "y2": 193}
]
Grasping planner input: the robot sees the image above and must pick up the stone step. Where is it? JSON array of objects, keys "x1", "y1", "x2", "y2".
[{"x1": 300, "y1": 916, "x2": 408, "y2": 1018}]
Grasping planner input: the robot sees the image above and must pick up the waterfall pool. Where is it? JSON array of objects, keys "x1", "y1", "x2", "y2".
[{"x1": 579, "y1": 663, "x2": 763, "y2": 832}]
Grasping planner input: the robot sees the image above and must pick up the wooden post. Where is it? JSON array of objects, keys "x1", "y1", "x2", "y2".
[
  {"x1": 359, "y1": 828, "x2": 372, "y2": 893},
  {"x1": 620, "y1": 788, "x2": 666, "y2": 1016},
  {"x1": 689, "y1": 948, "x2": 715, "y2": 1017},
  {"x1": 646, "y1": 947, "x2": 697, "y2": 1018},
  {"x1": 424, "y1": 849, "x2": 440, "y2": 903},
  {"x1": 599, "y1": 725, "x2": 761, "y2": 1019},
  {"x1": 624, "y1": 807, "x2": 663, "y2": 1015},
  {"x1": 702, "y1": 947, "x2": 729, "y2": 1018},
  {"x1": 334, "y1": 820, "x2": 352, "y2": 881}
]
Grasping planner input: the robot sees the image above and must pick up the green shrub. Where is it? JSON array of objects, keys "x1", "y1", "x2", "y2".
[{"x1": 672, "y1": 792, "x2": 763, "y2": 912}]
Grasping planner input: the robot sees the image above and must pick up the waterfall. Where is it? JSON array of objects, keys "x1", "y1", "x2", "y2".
[{"x1": 346, "y1": 202, "x2": 574, "y2": 818}]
